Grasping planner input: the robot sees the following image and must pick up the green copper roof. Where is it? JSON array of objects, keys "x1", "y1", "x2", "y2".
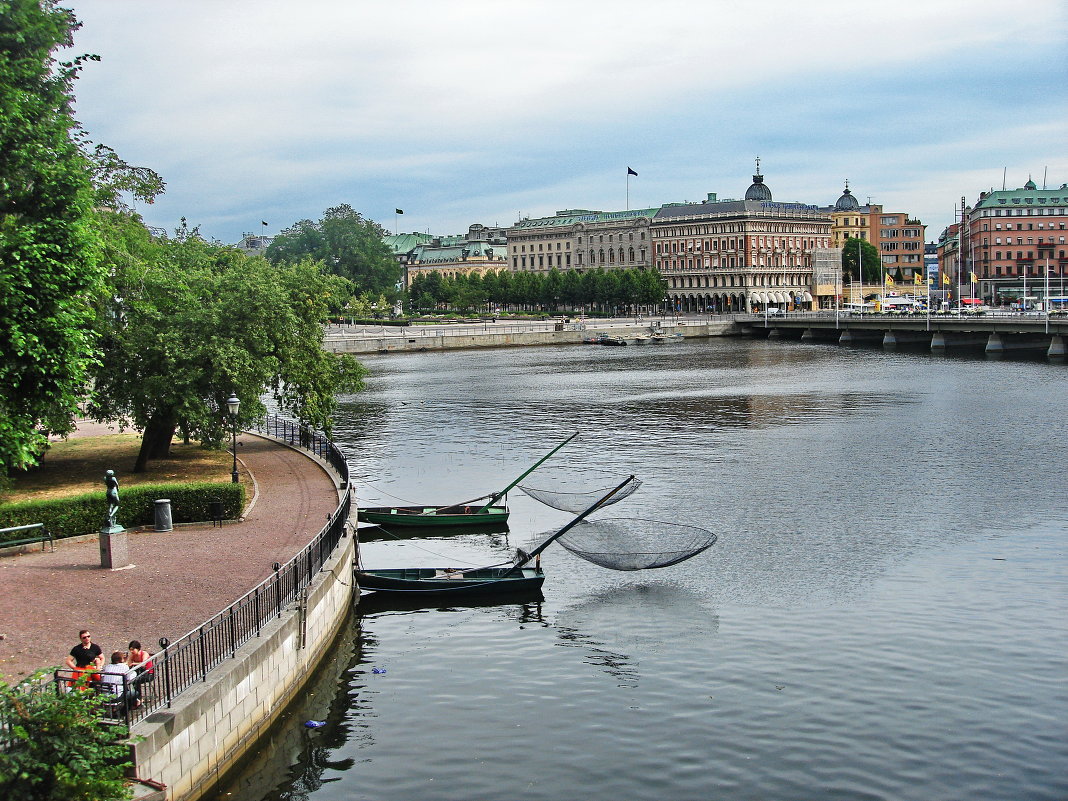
[
  {"x1": 513, "y1": 208, "x2": 659, "y2": 229},
  {"x1": 382, "y1": 232, "x2": 434, "y2": 254},
  {"x1": 973, "y1": 184, "x2": 1068, "y2": 210}
]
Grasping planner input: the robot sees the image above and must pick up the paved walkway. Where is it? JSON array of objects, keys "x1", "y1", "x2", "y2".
[{"x1": 0, "y1": 432, "x2": 343, "y2": 682}]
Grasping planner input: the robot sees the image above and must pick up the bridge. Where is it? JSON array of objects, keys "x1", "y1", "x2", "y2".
[{"x1": 739, "y1": 312, "x2": 1068, "y2": 358}]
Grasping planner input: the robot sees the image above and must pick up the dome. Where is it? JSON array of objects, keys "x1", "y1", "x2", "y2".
[
  {"x1": 835, "y1": 183, "x2": 860, "y2": 211},
  {"x1": 1024, "y1": 178, "x2": 1037, "y2": 190},
  {"x1": 745, "y1": 173, "x2": 773, "y2": 201}
]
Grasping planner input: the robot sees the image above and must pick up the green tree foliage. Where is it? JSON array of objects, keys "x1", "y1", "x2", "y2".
[
  {"x1": 842, "y1": 236, "x2": 882, "y2": 283},
  {"x1": 0, "y1": 0, "x2": 104, "y2": 474},
  {"x1": 406, "y1": 267, "x2": 665, "y2": 315},
  {"x1": 266, "y1": 204, "x2": 400, "y2": 295},
  {"x1": 0, "y1": 674, "x2": 132, "y2": 801},
  {"x1": 90, "y1": 218, "x2": 366, "y2": 472}
]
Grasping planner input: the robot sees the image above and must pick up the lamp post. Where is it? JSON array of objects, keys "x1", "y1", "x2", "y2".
[{"x1": 227, "y1": 393, "x2": 240, "y2": 483}]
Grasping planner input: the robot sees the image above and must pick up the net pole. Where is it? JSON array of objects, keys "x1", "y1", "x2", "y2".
[{"x1": 475, "y1": 431, "x2": 579, "y2": 513}]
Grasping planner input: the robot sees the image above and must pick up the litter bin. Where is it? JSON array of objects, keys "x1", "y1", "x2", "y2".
[
  {"x1": 153, "y1": 499, "x2": 173, "y2": 532},
  {"x1": 208, "y1": 500, "x2": 224, "y2": 527}
]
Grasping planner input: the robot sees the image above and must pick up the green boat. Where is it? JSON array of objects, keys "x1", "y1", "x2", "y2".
[
  {"x1": 356, "y1": 432, "x2": 578, "y2": 529},
  {"x1": 356, "y1": 504, "x2": 508, "y2": 528}
]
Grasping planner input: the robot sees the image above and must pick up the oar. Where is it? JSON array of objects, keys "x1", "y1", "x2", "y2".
[
  {"x1": 474, "y1": 431, "x2": 579, "y2": 514},
  {"x1": 513, "y1": 474, "x2": 636, "y2": 568}
]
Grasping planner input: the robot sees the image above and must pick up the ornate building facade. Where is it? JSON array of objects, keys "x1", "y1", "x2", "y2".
[
  {"x1": 829, "y1": 182, "x2": 926, "y2": 282},
  {"x1": 402, "y1": 224, "x2": 508, "y2": 287},
  {"x1": 652, "y1": 165, "x2": 833, "y2": 313},
  {"x1": 507, "y1": 208, "x2": 658, "y2": 274}
]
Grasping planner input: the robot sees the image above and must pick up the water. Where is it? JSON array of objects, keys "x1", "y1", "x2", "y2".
[{"x1": 211, "y1": 339, "x2": 1068, "y2": 801}]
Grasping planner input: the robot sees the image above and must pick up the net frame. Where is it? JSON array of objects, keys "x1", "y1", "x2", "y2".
[
  {"x1": 531, "y1": 516, "x2": 717, "y2": 571},
  {"x1": 518, "y1": 478, "x2": 643, "y2": 514}
]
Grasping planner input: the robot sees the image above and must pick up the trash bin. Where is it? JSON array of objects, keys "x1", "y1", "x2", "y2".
[
  {"x1": 208, "y1": 500, "x2": 224, "y2": 527},
  {"x1": 153, "y1": 499, "x2": 173, "y2": 532}
]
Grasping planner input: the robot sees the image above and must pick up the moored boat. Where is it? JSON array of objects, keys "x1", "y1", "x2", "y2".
[
  {"x1": 355, "y1": 566, "x2": 545, "y2": 597},
  {"x1": 356, "y1": 504, "x2": 508, "y2": 528}
]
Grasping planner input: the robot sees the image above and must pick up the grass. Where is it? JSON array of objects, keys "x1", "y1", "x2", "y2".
[{"x1": 2, "y1": 434, "x2": 234, "y2": 504}]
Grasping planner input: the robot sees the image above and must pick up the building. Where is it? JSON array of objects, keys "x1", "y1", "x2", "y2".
[
  {"x1": 235, "y1": 232, "x2": 273, "y2": 256},
  {"x1": 953, "y1": 179, "x2": 1068, "y2": 307},
  {"x1": 402, "y1": 224, "x2": 508, "y2": 288},
  {"x1": 651, "y1": 164, "x2": 832, "y2": 313},
  {"x1": 829, "y1": 182, "x2": 926, "y2": 282},
  {"x1": 507, "y1": 208, "x2": 657, "y2": 274}
]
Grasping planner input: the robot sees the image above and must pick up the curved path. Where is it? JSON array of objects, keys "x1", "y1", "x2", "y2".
[{"x1": 0, "y1": 433, "x2": 342, "y2": 682}]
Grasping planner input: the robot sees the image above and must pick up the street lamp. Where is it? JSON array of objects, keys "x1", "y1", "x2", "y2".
[{"x1": 227, "y1": 393, "x2": 240, "y2": 483}]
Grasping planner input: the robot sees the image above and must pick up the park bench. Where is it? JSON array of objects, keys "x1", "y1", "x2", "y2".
[{"x1": 0, "y1": 523, "x2": 54, "y2": 552}]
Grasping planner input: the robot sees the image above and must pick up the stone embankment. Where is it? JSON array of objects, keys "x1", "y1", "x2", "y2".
[{"x1": 324, "y1": 316, "x2": 741, "y2": 354}]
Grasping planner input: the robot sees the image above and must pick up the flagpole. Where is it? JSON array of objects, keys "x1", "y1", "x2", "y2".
[{"x1": 626, "y1": 173, "x2": 630, "y2": 211}]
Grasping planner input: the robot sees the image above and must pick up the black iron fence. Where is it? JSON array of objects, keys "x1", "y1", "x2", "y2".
[{"x1": 14, "y1": 416, "x2": 354, "y2": 731}]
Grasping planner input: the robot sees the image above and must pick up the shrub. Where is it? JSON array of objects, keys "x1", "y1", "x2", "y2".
[
  {"x1": 0, "y1": 673, "x2": 133, "y2": 801},
  {"x1": 0, "y1": 482, "x2": 245, "y2": 544}
]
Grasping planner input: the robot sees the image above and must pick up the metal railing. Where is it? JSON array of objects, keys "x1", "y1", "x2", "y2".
[{"x1": 28, "y1": 416, "x2": 353, "y2": 729}]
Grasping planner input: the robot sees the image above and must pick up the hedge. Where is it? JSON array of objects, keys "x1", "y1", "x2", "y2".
[{"x1": 0, "y1": 482, "x2": 246, "y2": 545}]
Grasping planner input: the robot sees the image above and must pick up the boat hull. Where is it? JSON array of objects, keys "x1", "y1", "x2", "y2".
[
  {"x1": 357, "y1": 505, "x2": 509, "y2": 527},
  {"x1": 356, "y1": 566, "x2": 544, "y2": 596}
]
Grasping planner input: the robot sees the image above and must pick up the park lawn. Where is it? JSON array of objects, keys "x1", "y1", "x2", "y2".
[{"x1": 3, "y1": 434, "x2": 234, "y2": 504}]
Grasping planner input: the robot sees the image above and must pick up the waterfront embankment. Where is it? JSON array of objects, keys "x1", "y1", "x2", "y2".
[{"x1": 324, "y1": 316, "x2": 741, "y2": 354}]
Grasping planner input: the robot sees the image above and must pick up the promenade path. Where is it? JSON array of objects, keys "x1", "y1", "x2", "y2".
[{"x1": 0, "y1": 429, "x2": 342, "y2": 682}]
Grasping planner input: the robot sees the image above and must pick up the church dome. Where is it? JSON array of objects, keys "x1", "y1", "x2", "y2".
[
  {"x1": 1024, "y1": 178, "x2": 1037, "y2": 190},
  {"x1": 835, "y1": 183, "x2": 860, "y2": 211}
]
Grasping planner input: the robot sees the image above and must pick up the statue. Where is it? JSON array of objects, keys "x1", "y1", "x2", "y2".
[{"x1": 102, "y1": 470, "x2": 122, "y2": 533}]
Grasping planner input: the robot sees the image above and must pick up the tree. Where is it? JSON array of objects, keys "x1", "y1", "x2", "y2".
[
  {"x1": 90, "y1": 220, "x2": 366, "y2": 472},
  {"x1": 0, "y1": 0, "x2": 104, "y2": 475},
  {"x1": 842, "y1": 237, "x2": 882, "y2": 283},
  {"x1": 266, "y1": 205, "x2": 400, "y2": 295},
  {"x1": 0, "y1": 674, "x2": 132, "y2": 801}
]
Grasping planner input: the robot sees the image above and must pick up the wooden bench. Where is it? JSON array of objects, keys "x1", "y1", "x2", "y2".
[{"x1": 0, "y1": 523, "x2": 54, "y2": 552}]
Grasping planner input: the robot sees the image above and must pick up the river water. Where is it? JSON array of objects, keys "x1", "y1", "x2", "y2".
[{"x1": 210, "y1": 338, "x2": 1067, "y2": 801}]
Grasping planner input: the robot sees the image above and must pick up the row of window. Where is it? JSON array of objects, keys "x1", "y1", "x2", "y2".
[
  {"x1": 988, "y1": 236, "x2": 1066, "y2": 245},
  {"x1": 989, "y1": 250, "x2": 1068, "y2": 261}
]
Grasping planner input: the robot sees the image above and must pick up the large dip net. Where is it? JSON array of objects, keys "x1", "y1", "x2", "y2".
[
  {"x1": 519, "y1": 477, "x2": 643, "y2": 514},
  {"x1": 528, "y1": 517, "x2": 717, "y2": 571}
]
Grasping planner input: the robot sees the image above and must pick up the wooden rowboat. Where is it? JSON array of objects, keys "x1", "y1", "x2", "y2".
[{"x1": 355, "y1": 566, "x2": 545, "y2": 597}]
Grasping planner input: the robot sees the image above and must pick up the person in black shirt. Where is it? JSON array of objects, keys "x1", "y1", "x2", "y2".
[{"x1": 65, "y1": 629, "x2": 104, "y2": 670}]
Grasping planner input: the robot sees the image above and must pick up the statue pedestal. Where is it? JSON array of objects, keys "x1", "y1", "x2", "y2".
[{"x1": 99, "y1": 527, "x2": 128, "y2": 569}]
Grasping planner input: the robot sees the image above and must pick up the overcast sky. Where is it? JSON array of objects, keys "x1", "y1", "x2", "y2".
[{"x1": 62, "y1": 0, "x2": 1066, "y2": 245}]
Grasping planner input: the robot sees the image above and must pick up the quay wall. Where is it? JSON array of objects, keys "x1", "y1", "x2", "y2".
[
  {"x1": 130, "y1": 505, "x2": 357, "y2": 801},
  {"x1": 325, "y1": 320, "x2": 741, "y2": 354}
]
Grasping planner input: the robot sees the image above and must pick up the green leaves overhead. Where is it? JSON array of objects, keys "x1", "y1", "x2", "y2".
[{"x1": 0, "y1": 0, "x2": 105, "y2": 474}]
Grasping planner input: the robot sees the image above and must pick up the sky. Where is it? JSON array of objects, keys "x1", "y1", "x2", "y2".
[{"x1": 61, "y1": 0, "x2": 1067, "y2": 245}]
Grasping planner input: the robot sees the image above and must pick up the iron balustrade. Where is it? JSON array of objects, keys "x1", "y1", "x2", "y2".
[{"x1": 28, "y1": 415, "x2": 353, "y2": 729}]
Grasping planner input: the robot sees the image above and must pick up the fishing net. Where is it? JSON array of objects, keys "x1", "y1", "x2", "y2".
[
  {"x1": 531, "y1": 517, "x2": 717, "y2": 571},
  {"x1": 519, "y1": 478, "x2": 643, "y2": 514}
]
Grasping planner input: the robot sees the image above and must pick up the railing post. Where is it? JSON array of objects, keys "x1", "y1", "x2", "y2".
[
  {"x1": 158, "y1": 636, "x2": 172, "y2": 708},
  {"x1": 273, "y1": 562, "x2": 282, "y2": 617},
  {"x1": 198, "y1": 625, "x2": 208, "y2": 682},
  {"x1": 255, "y1": 587, "x2": 262, "y2": 636},
  {"x1": 229, "y1": 606, "x2": 237, "y2": 658}
]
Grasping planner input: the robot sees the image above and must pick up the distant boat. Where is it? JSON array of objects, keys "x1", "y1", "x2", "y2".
[{"x1": 356, "y1": 432, "x2": 578, "y2": 528}]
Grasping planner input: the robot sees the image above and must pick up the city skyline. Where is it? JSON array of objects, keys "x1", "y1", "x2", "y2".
[{"x1": 63, "y1": 0, "x2": 1067, "y2": 244}]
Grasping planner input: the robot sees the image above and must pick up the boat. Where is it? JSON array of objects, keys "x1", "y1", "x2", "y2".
[
  {"x1": 356, "y1": 566, "x2": 546, "y2": 597},
  {"x1": 355, "y1": 476, "x2": 637, "y2": 597},
  {"x1": 356, "y1": 504, "x2": 509, "y2": 528},
  {"x1": 356, "y1": 432, "x2": 578, "y2": 528},
  {"x1": 356, "y1": 521, "x2": 509, "y2": 541},
  {"x1": 598, "y1": 335, "x2": 627, "y2": 346}
]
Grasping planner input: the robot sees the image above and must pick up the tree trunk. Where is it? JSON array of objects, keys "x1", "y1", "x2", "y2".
[{"x1": 133, "y1": 414, "x2": 177, "y2": 472}]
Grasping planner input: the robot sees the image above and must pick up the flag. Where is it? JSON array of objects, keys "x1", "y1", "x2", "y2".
[
  {"x1": 913, "y1": 272, "x2": 923, "y2": 285},
  {"x1": 627, "y1": 167, "x2": 638, "y2": 176},
  {"x1": 261, "y1": 221, "x2": 268, "y2": 226},
  {"x1": 941, "y1": 273, "x2": 951, "y2": 286},
  {"x1": 395, "y1": 209, "x2": 404, "y2": 215},
  {"x1": 970, "y1": 272, "x2": 978, "y2": 283},
  {"x1": 885, "y1": 275, "x2": 895, "y2": 287}
]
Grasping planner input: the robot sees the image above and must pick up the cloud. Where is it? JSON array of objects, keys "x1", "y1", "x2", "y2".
[{"x1": 63, "y1": 0, "x2": 1068, "y2": 241}]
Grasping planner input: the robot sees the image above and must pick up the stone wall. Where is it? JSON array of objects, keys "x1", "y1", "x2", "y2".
[{"x1": 129, "y1": 529, "x2": 357, "y2": 801}]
